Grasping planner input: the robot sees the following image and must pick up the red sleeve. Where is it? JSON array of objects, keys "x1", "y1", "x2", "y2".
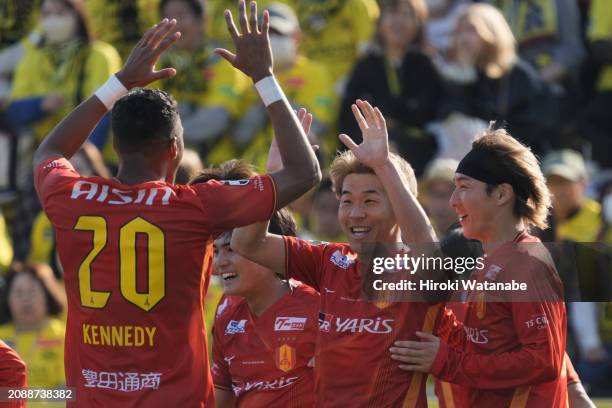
[
  {"x1": 34, "y1": 157, "x2": 79, "y2": 208},
  {"x1": 283, "y1": 236, "x2": 327, "y2": 291},
  {"x1": 430, "y1": 300, "x2": 566, "y2": 389},
  {"x1": 434, "y1": 306, "x2": 467, "y2": 350},
  {"x1": 565, "y1": 353, "x2": 580, "y2": 385},
  {"x1": 0, "y1": 340, "x2": 27, "y2": 408},
  {"x1": 211, "y1": 319, "x2": 233, "y2": 392},
  {"x1": 193, "y1": 175, "x2": 276, "y2": 235}
]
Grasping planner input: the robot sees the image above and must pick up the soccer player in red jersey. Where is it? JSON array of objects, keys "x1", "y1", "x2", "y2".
[
  {"x1": 189, "y1": 114, "x2": 320, "y2": 407},
  {"x1": 391, "y1": 129, "x2": 569, "y2": 407},
  {"x1": 0, "y1": 340, "x2": 26, "y2": 408},
  {"x1": 31, "y1": 1, "x2": 321, "y2": 406},
  {"x1": 230, "y1": 99, "x2": 444, "y2": 407}
]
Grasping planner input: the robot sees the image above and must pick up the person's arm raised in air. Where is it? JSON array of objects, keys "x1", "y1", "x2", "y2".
[
  {"x1": 215, "y1": 0, "x2": 321, "y2": 210},
  {"x1": 230, "y1": 108, "x2": 314, "y2": 275},
  {"x1": 339, "y1": 99, "x2": 436, "y2": 244},
  {"x1": 33, "y1": 19, "x2": 180, "y2": 169}
]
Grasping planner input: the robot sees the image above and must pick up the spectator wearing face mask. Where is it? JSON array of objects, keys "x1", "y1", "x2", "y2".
[
  {"x1": 6, "y1": 0, "x2": 121, "y2": 162},
  {"x1": 0, "y1": 0, "x2": 41, "y2": 103},
  {"x1": 209, "y1": 2, "x2": 336, "y2": 170}
]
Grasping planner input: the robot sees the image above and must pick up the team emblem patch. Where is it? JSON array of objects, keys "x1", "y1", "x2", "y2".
[{"x1": 275, "y1": 344, "x2": 296, "y2": 372}]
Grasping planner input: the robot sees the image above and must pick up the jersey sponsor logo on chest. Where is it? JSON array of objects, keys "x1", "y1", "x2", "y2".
[
  {"x1": 318, "y1": 312, "x2": 394, "y2": 334},
  {"x1": 225, "y1": 319, "x2": 248, "y2": 334},
  {"x1": 464, "y1": 325, "x2": 489, "y2": 344},
  {"x1": 70, "y1": 180, "x2": 174, "y2": 206},
  {"x1": 233, "y1": 376, "x2": 298, "y2": 395},
  {"x1": 274, "y1": 316, "x2": 307, "y2": 331}
]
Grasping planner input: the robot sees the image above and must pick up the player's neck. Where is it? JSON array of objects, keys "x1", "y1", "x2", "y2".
[
  {"x1": 116, "y1": 156, "x2": 170, "y2": 185},
  {"x1": 481, "y1": 217, "x2": 526, "y2": 255},
  {"x1": 245, "y1": 279, "x2": 290, "y2": 317}
]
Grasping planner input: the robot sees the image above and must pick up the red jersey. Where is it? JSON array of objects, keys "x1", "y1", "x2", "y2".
[
  {"x1": 283, "y1": 237, "x2": 444, "y2": 408},
  {"x1": 212, "y1": 280, "x2": 319, "y2": 407},
  {"x1": 34, "y1": 157, "x2": 276, "y2": 408},
  {"x1": 432, "y1": 232, "x2": 568, "y2": 407},
  {"x1": 0, "y1": 340, "x2": 26, "y2": 408}
]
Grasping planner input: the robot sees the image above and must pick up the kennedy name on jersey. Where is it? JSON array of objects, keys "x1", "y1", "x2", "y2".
[{"x1": 71, "y1": 181, "x2": 174, "y2": 206}]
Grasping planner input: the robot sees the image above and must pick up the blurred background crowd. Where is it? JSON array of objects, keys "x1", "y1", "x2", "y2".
[{"x1": 0, "y1": 0, "x2": 611, "y2": 402}]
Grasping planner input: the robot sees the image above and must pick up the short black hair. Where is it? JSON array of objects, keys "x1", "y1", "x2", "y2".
[
  {"x1": 111, "y1": 88, "x2": 179, "y2": 152},
  {"x1": 189, "y1": 159, "x2": 297, "y2": 237},
  {"x1": 159, "y1": 0, "x2": 205, "y2": 19}
]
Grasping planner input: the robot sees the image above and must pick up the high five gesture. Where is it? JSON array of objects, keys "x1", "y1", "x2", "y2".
[{"x1": 215, "y1": 0, "x2": 273, "y2": 82}]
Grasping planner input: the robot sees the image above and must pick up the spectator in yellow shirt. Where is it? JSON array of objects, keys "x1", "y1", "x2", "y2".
[
  {"x1": 0, "y1": 263, "x2": 66, "y2": 390},
  {"x1": 157, "y1": 0, "x2": 250, "y2": 160},
  {"x1": 84, "y1": 0, "x2": 159, "y2": 59},
  {"x1": 7, "y1": 0, "x2": 121, "y2": 163},
  {"x1": 296, "y1": 0, "x2": 379, "y2": 95},
  {"x1": 210, "y1": 2, "x2": 336, "y2": 169}
]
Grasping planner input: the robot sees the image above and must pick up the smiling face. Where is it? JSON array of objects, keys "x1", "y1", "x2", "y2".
[
  {"x1": 213, "y1": 231, "x2": 275, "y2": 296},
  {"x1": 337, "y1": 173, "x2": 399, "y2": 254},
  {"x1": 449, "y1": 173, "x2": 500, "y2": 241}
]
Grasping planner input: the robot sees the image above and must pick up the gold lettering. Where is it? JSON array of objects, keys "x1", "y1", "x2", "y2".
[
  {"x1": 82, "y1": 325, "x2": 156, "y2": 347},
  {"x1": 145, "y1": 326, "x2": 156, "y2": 347},
  {"x1": 112, "y1": 325, "x2": 123, "y2": 346},
  {"x1": 99, "y1": 325, "x2": 111, "y2": 345},
  {"x1": 83, "y1": 324, "x2": 91, "y2": 344},
  {"x1": 134, "y1": 326, "x2": 144, "y2": 347},
  {"x1": 124, "y1": 326, "x2": 133, "y2": 346},
  {"x1": 91, "y1": 325, "x2": 99, "y2": 345}
]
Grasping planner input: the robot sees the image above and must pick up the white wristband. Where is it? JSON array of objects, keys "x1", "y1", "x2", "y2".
[
  {"x1": 94, "y1": 74, "x2": 129, "y2": 110},
  {"x1": 254, "y1": 76, "x2": 285, "y2": 107}
]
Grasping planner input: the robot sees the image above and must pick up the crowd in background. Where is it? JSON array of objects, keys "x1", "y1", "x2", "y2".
[{"x1": 0, "y1": 0, "x2": 611, "y2": 399}]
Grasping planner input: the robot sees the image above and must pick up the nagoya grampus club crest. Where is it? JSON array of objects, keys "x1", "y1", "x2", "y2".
[{"x1": 275, "y1": 344, "x2": 296, "y2": 372}]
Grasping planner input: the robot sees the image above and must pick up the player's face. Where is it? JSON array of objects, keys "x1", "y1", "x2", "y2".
[
  {"x1": 213, "y1": 232, "x2": 274, "y2": 296},
  {"x1": 8, "y1": 274, "x2": 48, "y2": 328},
  {"x1": 450, "y1": 173, "x2": 499, "y2": 241},
  {"x1": 338, "y1": 173, "x2": 399, "y2": 254},
  {"x1": 380, "y1": 3, "x2": 418, "y2": 51}
]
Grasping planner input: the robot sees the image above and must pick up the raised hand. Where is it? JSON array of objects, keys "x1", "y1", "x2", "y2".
[
  {"x1": 215, "y1": 0, "x2": 273, "y2": 82},
  {"x1": 116, "y1": 19, "x2": 181, "y2": 89},
  {"x1": 267, "y1": 108, "x2": 314, "y2": 173},
  {"x1": 339, "y1": 99, "x2": 390, "y2": 170}
]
